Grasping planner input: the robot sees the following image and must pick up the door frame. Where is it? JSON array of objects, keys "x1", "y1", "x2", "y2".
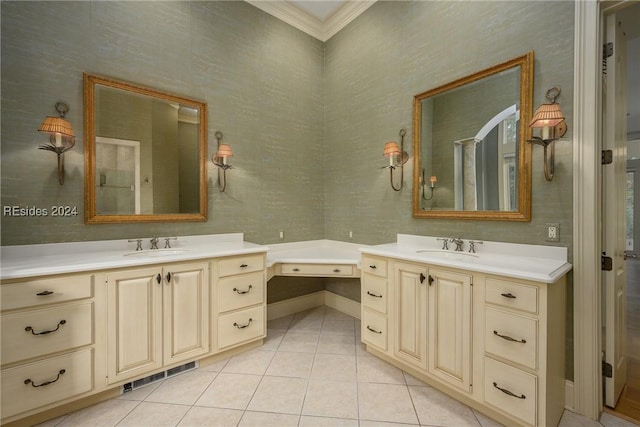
[{"x1": 573, "y1": 0, "x2": 629, "y2": 420}]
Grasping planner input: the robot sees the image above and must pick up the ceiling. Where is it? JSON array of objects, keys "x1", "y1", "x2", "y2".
[{"x1": 247, "y1": 0, "x2": 376, "y2": 41}]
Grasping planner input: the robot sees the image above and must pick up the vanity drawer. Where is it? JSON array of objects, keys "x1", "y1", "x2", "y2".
[
  {"x1": 280, "y1": 263, "x2": 353, "y2": 277},
  {"x1": 1, "y1": 275, "x2": 94, "y2": 312},
  {"x1": 217, "y1": 271, "x2": 264, "y2": 313},
  {"x1": 217, "y1": 255, "x2": 265, "y2": 277},
  {"x1": 485, "y1": 308, "x2": 537, "y2": 370},
  {"x1": 361, "y1": 308, "x2": 387, "y2": 351},
  {"x1": 1, "y1": 302, "x2": 93, "y2": 366},
  {"x1": 1, "y1": 348, "x2": 93, "y2": 419},
  {"x1": 485, "y1": 278, "x2": 538, "y2": 314},
  {"x1": 217, "y1": 305, "x2": 265, "y2": 349},
  {"x1": 361, "y1": 275, "x2": 387, "y2": 314},
  {"x1": 361, "y1": 255, "x2": 388, "y2": 278},
  {"x1": 484, "y1": 356, "x2": 537, "y2": 426}
]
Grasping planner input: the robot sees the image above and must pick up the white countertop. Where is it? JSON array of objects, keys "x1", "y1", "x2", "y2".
[
  {"x1": 360, "y1": 234, "x2": 572, "y2": 283},
  {"x1": 0, "y1": 233, "x2": 267, "y2": 280},
  {"x1": 1, "y1": 233, "x2": 572, "y2": 283}
]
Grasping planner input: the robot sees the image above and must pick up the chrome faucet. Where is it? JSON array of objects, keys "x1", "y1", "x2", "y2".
[
  {"x1": 450, "y1": 237, "x2": 464, "y2": 252},
  {"x1": 468, "y1": 240, "x2": 483, "y2": 253},
  {"x1": 150, "y1": 237, "x2": 160, "y2": 250}
]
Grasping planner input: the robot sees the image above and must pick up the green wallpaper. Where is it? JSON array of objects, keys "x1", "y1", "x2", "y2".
[{"x1": 1, "y1": 1, "x2": 325, "y2": 246}]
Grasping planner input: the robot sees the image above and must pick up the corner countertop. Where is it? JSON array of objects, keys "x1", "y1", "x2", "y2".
[
  {"x1": 266, "y1": 240, "x2": 363, "y2": 268},
  {"x1": 360, "y1": 234, "x2": 572, "y2": 283},
  {"x1": 0, "y1": 233, "x2": 267, "y2": 280}
]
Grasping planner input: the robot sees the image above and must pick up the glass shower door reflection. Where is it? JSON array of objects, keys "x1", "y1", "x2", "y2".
[{"x1": 95, "y1": 137, "x2": 140, "y2": 215}]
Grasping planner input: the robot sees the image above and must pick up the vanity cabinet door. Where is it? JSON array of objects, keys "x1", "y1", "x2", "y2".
[
  {"x1": 106, "y1": 267, "x2": 163, "y2": 384},
  {"x1": 163, "y1": 262, "x2": 209, "y2": 365},
  {"x1": 393, "y1": 262, "x2": 428, "y2": 370},
  {"x1": 427, "y1": 268, "x2": 473, "y2": 392}
]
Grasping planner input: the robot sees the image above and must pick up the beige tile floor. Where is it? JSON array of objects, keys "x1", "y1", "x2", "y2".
[{"x1": 38, "y1": 306, "x2": 636, "y2": 427}]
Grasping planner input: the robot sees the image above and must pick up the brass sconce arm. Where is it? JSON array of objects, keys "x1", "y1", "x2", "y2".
[
  {"x1": 383, "y1": 129, "x2": 409, "y2": 191},
  {"x1": 211, "y1": 130, "x2": 233, "y2": 192}
]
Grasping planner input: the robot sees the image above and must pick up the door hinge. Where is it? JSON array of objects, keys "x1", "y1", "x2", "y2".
[
  {"x1": 602, "y1": 255, "x2": 613, "y2": 271},
  {"x1": 602, "y1": 150, "x2": 613, "y2": 165},
  {"x1": 603, "y1": 360, "x2": 613, "y2": 378},
  {"x1": 603, "y1": 42, "x2": 614, "y2": 60}
]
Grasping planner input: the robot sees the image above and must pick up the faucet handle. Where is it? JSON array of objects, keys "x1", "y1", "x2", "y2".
[
  {"x1": 436, "y1": 238, "x2": 449, "y2": 250},
  {"x1": 468, "y1": 240, "x2": 483, "y2": 253},
  {"x1": 128, "y1": 239, "x2": 143, "y2": 251},
  {"x1": 163, "y1": 237, "x2": 178, "y2": 248}
]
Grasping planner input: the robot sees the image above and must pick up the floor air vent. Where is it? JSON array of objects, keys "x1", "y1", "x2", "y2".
[{"x1": 122, "y1": 361, "x2": 198, "y2": 394}]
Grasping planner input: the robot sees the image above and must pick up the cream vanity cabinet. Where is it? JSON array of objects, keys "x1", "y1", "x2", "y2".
[
  {"x1": 360, "y1": 254, "x2": 566, "y2": 427},
  {"x1": 105, "y1": 260, "x2": 209, "y2": 384},
  {"x1": 0, "y1": 273, "x2": 103, "y2": 422},
  {"x1": 212, "y1": 254, "x2": 266, "y2": 351}
]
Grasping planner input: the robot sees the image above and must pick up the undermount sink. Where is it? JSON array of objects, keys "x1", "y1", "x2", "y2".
[
  {"x1": 123, "y1": 249, "x2": 188, "y2": 257},
  {"x1": 415, "y1": 249, "x2": 479, "y2": 261}
]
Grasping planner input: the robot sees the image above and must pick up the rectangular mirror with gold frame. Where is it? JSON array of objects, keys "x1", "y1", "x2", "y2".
[
  {"x1": 413, "y1": 51, "x2": 533, "y2": 221},
  {"x1": 83, "y1": 73, "x2": 207, "y2": 224}
]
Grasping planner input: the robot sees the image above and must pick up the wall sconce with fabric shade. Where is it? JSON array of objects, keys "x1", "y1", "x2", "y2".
[
  {"x1": 211, "y1": 131, "x2": 233, "y2": 192},
  {"x1": 382, "y1": 129, "x2": 409, "y2": 191},
  {"x1": 38, "y1": 102, "x2": 75, "y2": 185},
  {"x1": 527, "y1": 87, "x2": 567, "y2": 181},
  {"x1": 421, "y1": 169, "x2": 437, "y2": 200}
]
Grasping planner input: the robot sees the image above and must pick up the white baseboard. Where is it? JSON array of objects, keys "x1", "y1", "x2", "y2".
[
  {"x1": 565, "y1": 380, "x2": 575, "y2": 411},
  {"x1": 267, "y1": 291, "x2": 360, "y2": 320}
]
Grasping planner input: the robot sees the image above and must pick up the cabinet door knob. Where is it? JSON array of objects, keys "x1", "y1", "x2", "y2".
[
  {"x1": 156, "y1": 274, "x2": 162, "y2": 284},
  {"x1": 25, "y1": 320, "x2": 66, "y2": 336},
  {"x1": 166, "y1": 272, "x2": 172, "y2": 283},
  {"x1": 420, "y1": 273, "x2": 426, "y2": 284}
]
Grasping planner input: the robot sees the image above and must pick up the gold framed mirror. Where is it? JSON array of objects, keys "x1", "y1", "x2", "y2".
[
  {"x1": 83, "y1": 73, "x2": 207, "y2": 224},
  {"x1": 412, "y1": 51, "x2": 533, "y2": 221}
]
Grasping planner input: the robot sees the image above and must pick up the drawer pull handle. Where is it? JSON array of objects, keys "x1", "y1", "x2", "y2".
[
  {"x1": 25, "y1": 320, "x2": 66, "y2": 335},
  {"x1": 500, "y1": 292, "x2": 517, "y2": 299},
  {"x1": 367, "y1": 291, "x2": 383, "y2": 298},
  {"x1": 492, "y1": 382, "x2": 526, "y2": 399},
  {"x1": 333, "y1": 268, "x2": 341, "y2": 273},
  {"x1": 240, "y1": 264, "x2": 248, "y2": 268},
  {"x1": 366, "y1": 325, "x2": 382, "y2": 334},
  {"x1": 233, "y1": 285, "x2": 253, "y2": 295},
  {"x1": 233, "y1": 318, "x2": 253, "y2": 329},
  {"x1": 493, "y1": 330, "x2": 526, "y2": 344},
  {"x1": 292, "y1": 268, "x2": 300, "y2": 272},
  {"x1": 36, "y1": 290, "x2": 54, "y2": 296},
  {"x1": 24, "y1": 369, "x2": 66, "y2": 388},
  {"x1": 369, "y1": 265, "x2": 377, "y2": 269}
]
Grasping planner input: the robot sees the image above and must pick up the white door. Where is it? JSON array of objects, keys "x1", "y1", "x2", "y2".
[{"x1": 603, "y1": 12, "x2": 628, "y2": 408}]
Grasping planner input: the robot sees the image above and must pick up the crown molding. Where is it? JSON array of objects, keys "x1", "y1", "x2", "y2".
[{"x1": 246, "y1": 1, "x2": 376, "y2": 42}]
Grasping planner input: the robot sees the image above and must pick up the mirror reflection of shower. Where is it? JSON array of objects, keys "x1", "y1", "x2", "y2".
[
  {"x1": 95, "y1": 137, "x2": 141, "y2": 215},
  {"x1": 452, "y1": 105, "x2": 519, "y2": 211}
]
